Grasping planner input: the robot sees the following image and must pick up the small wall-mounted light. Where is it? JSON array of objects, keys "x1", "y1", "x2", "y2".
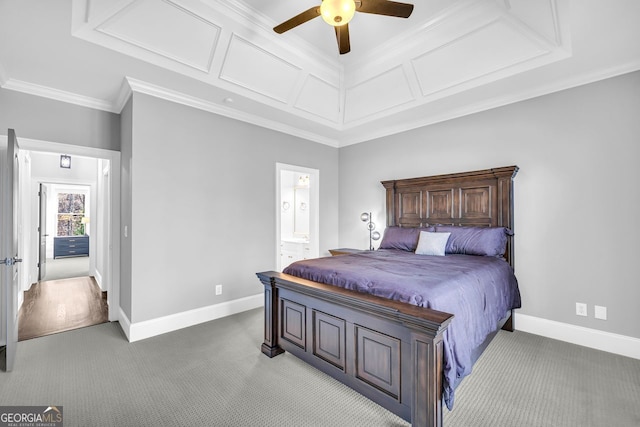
[
  {"x1": 60, "y1": 155, "x2": 71, "y2": 169},
  {"x1": 298, "y1": 175, "x2": 310, "y2": 187}
]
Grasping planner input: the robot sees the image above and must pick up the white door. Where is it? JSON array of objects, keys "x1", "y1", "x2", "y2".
[{"x1": 2, "y1": 129, "x2": 22, "y2": 371}]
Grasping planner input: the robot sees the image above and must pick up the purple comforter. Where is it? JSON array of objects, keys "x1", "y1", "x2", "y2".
[{"x1": 283, "y1": 249, "x2": 521, "y2": 409}]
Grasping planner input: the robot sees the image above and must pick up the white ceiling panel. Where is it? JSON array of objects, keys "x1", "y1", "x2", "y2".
[
  {"x1": 419, "y1": 0, "x2": 465, "y2": 20},
  {"x1": 294, "y1": 75, "x2": 340, "y2": 123},
  {"x1": 97, "y1": 0, "x2": 220, "y2": 72},
  {"x1": 508, "y1": 0, "x2": 560, "y2": 44},
  {"x1": 412, "y1": 18, "x2": 549, "y2": 98},
  {"x1": 345, "y1": 66, "x2": 414, "y2": 123},
  {"x1": 220, "y1": 35, "x2": 302, "y2": 104}
]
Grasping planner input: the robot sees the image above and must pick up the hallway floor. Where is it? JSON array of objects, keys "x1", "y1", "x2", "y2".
[
  {"x1": 42, "y1": 256, "x2": 90, "y2": 281},
  {"x1": 18, "y1": 276, "x2": 108, "y2": 341}
]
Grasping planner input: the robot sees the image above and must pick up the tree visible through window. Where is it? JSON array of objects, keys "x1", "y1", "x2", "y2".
[{"x1": 57, "y1": 193, "x2": 86, "y2": 236}]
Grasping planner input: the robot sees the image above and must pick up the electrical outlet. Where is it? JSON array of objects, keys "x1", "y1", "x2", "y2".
[
  {"x1": 594, "y1": 305, "x2": 607, "y2": 320},
  {"x1": 215, "y1": 284, "x2": 223, "y2": 296},
  {"x1": 576, "y1": 302, "x2": 587, "y2": 317}
]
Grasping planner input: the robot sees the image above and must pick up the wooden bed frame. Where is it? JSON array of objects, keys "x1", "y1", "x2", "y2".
[{"x1": 257, "y1": 166, "x2": 518, "y2": 427}]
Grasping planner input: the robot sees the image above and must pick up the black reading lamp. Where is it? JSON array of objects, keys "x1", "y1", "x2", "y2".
[{"x1": 360, "y1": 212, "x2": 381, "y2": 250}]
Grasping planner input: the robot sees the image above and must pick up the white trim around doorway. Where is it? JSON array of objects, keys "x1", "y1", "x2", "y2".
[
  {"x1": 275, "y1": 163, "x2": 320, "y2": 272},
  {"x1": 16, "y1": 136, "x2": 121, "y2": 323}
]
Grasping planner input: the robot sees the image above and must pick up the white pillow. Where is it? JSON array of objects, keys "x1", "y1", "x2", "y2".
[{"x1": 415, "y1": 231, "x2": 451, "y2": 256}]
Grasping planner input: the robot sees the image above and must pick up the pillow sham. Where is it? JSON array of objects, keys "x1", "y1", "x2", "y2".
[
  {"x1": 379, "y1": 226, "x2": 435, "y2": 251},
  {"x1": 415, "y1": 231, "x2": 451, "y2": 256},
  {"x1": 434, "y1": 225, "x2": 510, "y2": 257}
]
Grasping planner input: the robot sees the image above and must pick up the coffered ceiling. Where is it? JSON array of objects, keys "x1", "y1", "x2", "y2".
[{"x1": 1, "y1": 0, "x2": 639, "y2": 147}]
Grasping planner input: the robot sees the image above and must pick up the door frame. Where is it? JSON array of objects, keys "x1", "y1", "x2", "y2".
[
  {"x1": 1, "y1": 129, "x2": 21, "y2": 371},
  {"x1": 38, "y1": 183, "x2": 47, "y2": 281},
  {"x1": 17, "y1": 137, "x2": 121, "y2": 322},
  {"x1": 275, "y1": 163, "x2": 319, "y2": 271},
  {"x1": 38, "y1": 182, "x2": 92, "y2": 268}
]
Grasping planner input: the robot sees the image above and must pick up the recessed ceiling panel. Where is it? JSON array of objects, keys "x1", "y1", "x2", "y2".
[
  {"x1": 420, "y1": 0, "x2": 466, "y2": 21},
  {"x1": 508, "y1": 0, "x2": 559, "y2": 44},
  {"x1": 294, "y1": 75, "x2": 340, "y2": 123},
  {"x1": 17, "y1": 0, "x2": 611, "y2": 146},
  {"x1": 412, "y1": 18, "x2": 549, "y2": 97},
  {"x1": 85, "y1": 0, "x2": 121, "y2": 22},
  {"x1": 344, "y1": 66, "x2": 414, "y2": 123},
  {"x1": 97, "y1": 0, "x2": 220, "y2": 72},
  {"x1": 220, "y1": 35, "x2": 302, "y2": 103}
]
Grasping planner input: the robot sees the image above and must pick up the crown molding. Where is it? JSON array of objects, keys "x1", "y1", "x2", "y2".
[
  {"x1": 339, "y1": 59, "x2": 640, "y2": 146},
  {"x1": 123, "y1": 77, "x2": 340, "y2": 147},
  {"x1": 3, "y1": 57, "x2": 638, "y2": 149},
  {"x1": 114, "y1": 77, "x2": 133, "y2": 112},
  {"x1": 1, "y1": 78, "x2": 117, "y2": 113}
]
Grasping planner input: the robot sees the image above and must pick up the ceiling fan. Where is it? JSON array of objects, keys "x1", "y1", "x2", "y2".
[{"x1": 273, "y1": 0, "x2": 414, "y2": 55}]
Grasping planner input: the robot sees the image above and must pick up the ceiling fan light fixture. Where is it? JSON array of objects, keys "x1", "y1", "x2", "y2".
[{"x1": 320, "y1": 0, "x2": 356, "y2": 26}]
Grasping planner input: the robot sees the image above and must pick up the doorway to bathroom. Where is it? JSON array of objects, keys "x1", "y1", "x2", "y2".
[{"x1": 276, "y1": 163, "x2": 319, "y2": 271}]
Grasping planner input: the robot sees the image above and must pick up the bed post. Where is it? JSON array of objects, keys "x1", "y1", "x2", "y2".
[
  {"x1": 492, "y1": 166, "x2": 519, "y2": 270},
  {"x1": 382, "y1": 180, "x2": 397, "y2": 227},
  {"x1": 493, "y1": 166, "x2": 518, "y2": 333},
  {"x1": 257, "y1": 272, "x2": 284, "y2": 358},
  {"x1": 412, "y1": 332, "x2": 446, "y2": 427}
]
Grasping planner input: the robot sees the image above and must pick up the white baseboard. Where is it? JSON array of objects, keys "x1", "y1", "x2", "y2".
[
  {"x1": 17, "y1": 292, "x2": 24, "y2": 315},
  {"x1": 94, "y1": 270, "x2": 103, "y2": 290},
  {"x1": 114, "y1": 301, "x2": 640, "y2": 360},
  {"x1": 119, "y1": 293, "x2": 264, "y2": 343},
  {"x1": 118, "y1": 307, "x2": 132, "y2": 341},
  {"x1": 515, "y1": 313, "x2": 640, "y2": 360}
]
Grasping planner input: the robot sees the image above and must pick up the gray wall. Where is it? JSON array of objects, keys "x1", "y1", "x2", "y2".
[
  {"x1": 0, "y1": 88, "x2": 120, "y2": 151},
  {"x1": 3, "y1": 71, "x2": 638, "y2": 340},
  {"x1": 339, "y1": 71, "x2": 640, "y2": 339},
  {"x1": 127, "y1": 93, "x2": 339, "y2": 323}
]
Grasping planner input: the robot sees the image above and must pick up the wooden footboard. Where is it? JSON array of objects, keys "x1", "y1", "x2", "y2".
[{"x1": 257, "y1": 271, "x2": 454, "y2": 427}]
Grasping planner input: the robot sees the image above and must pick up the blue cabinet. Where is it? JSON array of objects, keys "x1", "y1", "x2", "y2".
[{"x1": 54, "y1": 236, "x2": 89, "y2": 258}]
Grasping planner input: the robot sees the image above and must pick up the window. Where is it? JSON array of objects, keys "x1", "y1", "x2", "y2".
[{"x1": 57, "y1": 193, "x2": 86, "y2": 236}]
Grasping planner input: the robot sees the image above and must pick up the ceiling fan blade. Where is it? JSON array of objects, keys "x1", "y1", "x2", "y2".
[
  {"x1": 273, "y1": 6, "x2": 321, "y2": 34},
  {"x1": 335, "y1": 24, "x2": 351, "y2": 55},
  {"x1": 357, "y1": 0, "x2": 414, "y2": 18}
]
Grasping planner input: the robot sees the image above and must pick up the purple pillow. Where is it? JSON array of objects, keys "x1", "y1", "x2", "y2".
[
  {"x1": 434, "y1": 225, "x2": 511, "y2": 257},
  {"x1": 379, "y1": 226, "x2": 435, "y2": 251}
]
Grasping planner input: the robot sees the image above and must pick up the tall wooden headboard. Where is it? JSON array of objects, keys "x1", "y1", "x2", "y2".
[{"x1": 381, "y1": 166, "x2": 519, "y2": 267}]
